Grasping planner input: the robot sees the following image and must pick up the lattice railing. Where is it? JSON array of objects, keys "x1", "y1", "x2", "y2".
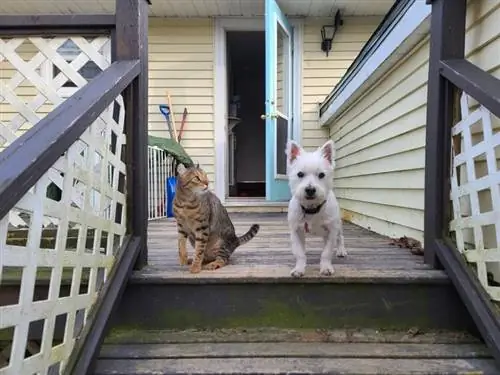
[
  {"x1": 450, "y1": 92, "x2": 500, "y2": 301},
  {"x1": 0, "y1": 35, "x2": 127, "y2": 374},
  {"x1": 0, "y1": 35, "x2": 112, "y2": 226}
]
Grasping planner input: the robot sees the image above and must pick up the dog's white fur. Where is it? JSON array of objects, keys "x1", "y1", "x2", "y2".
[{"x1": 286, "y1": 139, "x2": 347, "y2": 277}]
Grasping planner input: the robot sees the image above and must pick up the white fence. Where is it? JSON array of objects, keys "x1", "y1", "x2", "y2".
[
  {"x1": 450, "y1": 92, "x2": 500, "y2": 301},
  {"x1": 0, "y1": 35, "x2": 127, "y2": 374},
  {"x1": 147, "y1": 145, "x2": 174, "y2": 220}
]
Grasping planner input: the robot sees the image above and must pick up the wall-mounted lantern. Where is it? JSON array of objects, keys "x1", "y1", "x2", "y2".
[{"x1": 321, "y1": 10, "x2": 343, "y2": 57}]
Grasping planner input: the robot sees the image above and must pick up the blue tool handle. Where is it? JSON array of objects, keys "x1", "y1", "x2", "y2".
[{"x1": 159, "y1": 104, "x2": 170, "y2": 117}]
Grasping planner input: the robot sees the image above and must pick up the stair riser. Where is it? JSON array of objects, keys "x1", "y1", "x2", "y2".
[{"x1": 110, "y1": 282, "x2": 477, "y2": 333}]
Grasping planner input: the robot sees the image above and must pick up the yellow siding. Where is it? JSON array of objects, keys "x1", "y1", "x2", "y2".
[
  {"x1": 148, "y1": 18, "x2": 215, "y2": 183},
  {"x1": 327, "y1": 0, "x2": 500, "y2": 242},
  {"x1": 301, "y1": 16, "x2": 381, "y2": 150}
]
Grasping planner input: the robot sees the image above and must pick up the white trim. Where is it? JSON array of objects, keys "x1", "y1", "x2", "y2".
[
  {"x1": 274, "y1": 13, "x2": 293, "y2": 180},
  {"x1": 292, "y1": 19, "x2": 303, "y2": 144},
  {"x1": 213, "y1": 17, "x2": 303, "y2": 202},
  {"x1": 319, "y1": 0, "x2": 431, "y2": 126},
  {"x1": 214, "y1": 18, "x2": 228, "y2": 202}
]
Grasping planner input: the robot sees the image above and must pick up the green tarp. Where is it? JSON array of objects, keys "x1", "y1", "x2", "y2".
[{"x1": 148, "y1": 135, "x2": 194, "y2": 167}]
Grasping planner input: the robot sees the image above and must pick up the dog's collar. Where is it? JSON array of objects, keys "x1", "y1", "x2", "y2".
[{"x1": 301, "y1": 200, "x2": 326, "y2": 215}]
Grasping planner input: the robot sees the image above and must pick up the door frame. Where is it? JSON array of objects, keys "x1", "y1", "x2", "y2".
[{"x1": 213, "y1": 17, "x2": 303, "y2": 203}]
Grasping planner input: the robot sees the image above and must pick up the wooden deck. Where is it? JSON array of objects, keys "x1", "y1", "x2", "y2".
[{"x1": 135, "y1": 213, "x2": 446, "y2": 282}]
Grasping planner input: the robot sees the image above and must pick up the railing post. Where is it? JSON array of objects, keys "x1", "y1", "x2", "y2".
[
  {"x1": 115, "y1": 0, "x2": 149, "y2": 269},
  {"x1": 423, "y1": 0, "x2": 466, "y2": 267}
]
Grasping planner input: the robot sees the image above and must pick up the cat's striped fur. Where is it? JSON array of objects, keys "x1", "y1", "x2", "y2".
[{"x1": 173, "y1": 164, "x2": 260, "y2": 273}]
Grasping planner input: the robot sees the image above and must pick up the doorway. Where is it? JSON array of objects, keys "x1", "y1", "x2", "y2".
[{"x1": 226, "y1": 31, "x2": 266, "y2": 198}]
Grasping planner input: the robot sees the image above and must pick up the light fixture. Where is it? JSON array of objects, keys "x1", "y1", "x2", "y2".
[{"x1": 321, "y1": 10, "x2": 343, "y2": 57}]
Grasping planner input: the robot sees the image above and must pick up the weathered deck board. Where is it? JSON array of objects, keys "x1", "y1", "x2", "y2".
[
  {"x1": 94, "y1": 357, "x2": 500, "y2": 375},
  {"x1": 96, "y1": 328, "x2": 499, "y2": 375},
  {"x1": 135, "y1": 213, "x2": 442, "y2": 281}
]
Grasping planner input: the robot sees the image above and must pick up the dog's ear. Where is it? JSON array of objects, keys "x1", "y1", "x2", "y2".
[
  {"x1": 319, "y1": 140, "x2": 335, "y2": 166},
  {"x1": 286, "y1": 140, "x2": 303, "y2": 164},
  {"x1": 177, "y1": 164, "x2": 187, "y2": 175}
]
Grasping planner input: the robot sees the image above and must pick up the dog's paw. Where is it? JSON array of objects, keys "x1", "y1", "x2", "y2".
[
  {"x1": 290, "y1": 267, "x2": 305, "y2": 278},
  {"x1": 336, "y1": 247, "x2": 348, "y2": 258},
  {"x1": 320, "y1": 263, "x2": 334, "y2": 276}
]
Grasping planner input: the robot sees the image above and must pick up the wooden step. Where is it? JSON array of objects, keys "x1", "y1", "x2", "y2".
[
  {"x1": 109, "y1": 275, "x2": 475, "y2": 332},
  {"x1": 94, "y1": 328, "x2": 499, "y2": 374},
  {"x1": 109, "y1": 215, "x2": 475, "y2": 333},
  {"x1": 223, "y1": 199, "x2": 288, "y2": 213}
]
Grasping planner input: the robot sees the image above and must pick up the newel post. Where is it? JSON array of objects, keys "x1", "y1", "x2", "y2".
[
  {"x1": 114, "y1": 0, "x2": 150, "y2": 269},
  {"x1": 423, "y1": 0, "x2": 466, "y2": 267}
]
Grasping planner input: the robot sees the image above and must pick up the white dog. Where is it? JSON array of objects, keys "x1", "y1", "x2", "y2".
[{"x1": 286, "y1": 139, "x2": 347, "y2": 277}]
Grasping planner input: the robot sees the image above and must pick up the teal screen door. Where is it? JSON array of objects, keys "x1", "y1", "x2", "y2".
[{"x1": 264, "y1": 0, "x2": 294, "y2": 201}]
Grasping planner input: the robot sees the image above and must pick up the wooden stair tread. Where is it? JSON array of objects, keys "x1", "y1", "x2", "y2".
[
  {"x1": 99, "y1": 342, "x2": 490, "y2": 359},
  {"x1": 96, "y1": 329, "x2": 497, "y2": 374},
  {"x1": 102, "y1": 328, "x2": 483, "y2": 345},
  {"x1": 95, "y1": 357, "x2": 498, "y2": 375},
  {"x1": 131, "y1": 266, "x2": 448, "y2": 284}
]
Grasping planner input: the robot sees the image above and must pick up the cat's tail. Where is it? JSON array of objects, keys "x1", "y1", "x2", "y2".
[{"x1": 236, "y1": 224, "x2": 260, "y2": 247}]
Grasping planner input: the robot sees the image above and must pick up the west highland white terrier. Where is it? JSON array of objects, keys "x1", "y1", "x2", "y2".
[{"x1": 286, "y1": 139, "x2": 347, "y2": 277}]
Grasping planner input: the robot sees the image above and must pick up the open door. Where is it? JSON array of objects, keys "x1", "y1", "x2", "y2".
[{"x1": 264, "y1": 0, "x2": 294, "y2": 201}]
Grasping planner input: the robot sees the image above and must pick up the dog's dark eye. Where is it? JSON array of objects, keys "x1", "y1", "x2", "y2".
[
  {"x1": 297, "y1": 172, "x2": 304, "y2": 178},
  {"x1": 318, "y1": 172, "x2": 325, "y2": 179}
]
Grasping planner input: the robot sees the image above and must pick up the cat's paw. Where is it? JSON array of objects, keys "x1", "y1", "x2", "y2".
[
  {"x1": 189, "y1": 263, "x2": 202, "y2": 274},
  {"x1": 179, "y1": 255, "x2": 189, "y2": 266},
  {"x1": 290, "y1": 267, "x2": 305, "y2": 278},
  {"x1": 336, "y1": 246, "x2": 348, "y2": 258},
  {"x1": 203, "y1": 259, "x2": 226, "y2": 271},
  {"x1": 319, "y1": 262, "x2": 334, "y2": 276}
]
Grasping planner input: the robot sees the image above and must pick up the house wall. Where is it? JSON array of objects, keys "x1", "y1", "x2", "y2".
[
  {"x1": 0, "y1": 15, "x2": 381, "y2": 193},
  {"x1": 148, "y1": 18, "x2": 216, "y2": 183},
  {"x1": 326, "y1": 0, "x2": 500, "y2": 242},
  {"x1": 148, "y1": 16, "x2": 380, "y2": 188},
  {"x1": 301, "y1": 16, "x2": 381, "y2": 150}
]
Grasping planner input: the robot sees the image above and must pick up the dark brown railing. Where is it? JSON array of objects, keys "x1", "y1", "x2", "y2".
[
  {"x1": 424, "y1": 0, "x2": 500, "y2": 367},
  {"x1": 0, "y1": 0, "x2": 149, "y2": 373}
]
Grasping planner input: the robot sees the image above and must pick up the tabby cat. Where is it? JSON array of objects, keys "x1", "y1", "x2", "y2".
[{"x1": 173, "y1": 164, "x2": 260, "y2": 273}]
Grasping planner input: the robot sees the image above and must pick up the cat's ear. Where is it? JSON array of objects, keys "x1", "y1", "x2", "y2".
[
  {"x1": 286, "y1": 140, "x2": 303, "y2": 165},
  {"x1": 177, "y1": 164, "x2": 187, "y2": 175},
  {"x1": 319, "y1": 140, "x2": 335, "y2": 167}
]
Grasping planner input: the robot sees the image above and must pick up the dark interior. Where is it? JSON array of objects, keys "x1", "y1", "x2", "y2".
[{"x1": 226, "y1": 31, "x2": 266, "y2": 198}]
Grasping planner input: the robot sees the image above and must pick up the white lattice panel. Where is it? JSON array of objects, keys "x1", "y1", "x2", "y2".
[
  {"x1": 0, "y1": 35, "x2": 127, "y2": 375},
  {"x1": 0, "y1": 36, "x2": 112, "y2": 228},
  {"x1": 450, "y1": 92, "x2": 500, "y2": 301}
]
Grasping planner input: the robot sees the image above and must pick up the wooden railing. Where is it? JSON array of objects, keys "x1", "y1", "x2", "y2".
[
  {"x1": 0, "y1": 0, "x2": 149, "y2": 374},
  {"x1": 424, "y1": 0, "x2": 500, "y2": 367}
]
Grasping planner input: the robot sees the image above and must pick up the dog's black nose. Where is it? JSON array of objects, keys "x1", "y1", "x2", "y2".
[{"x1": 305, "y1": 186, "x2": 316, "y2": 197}]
